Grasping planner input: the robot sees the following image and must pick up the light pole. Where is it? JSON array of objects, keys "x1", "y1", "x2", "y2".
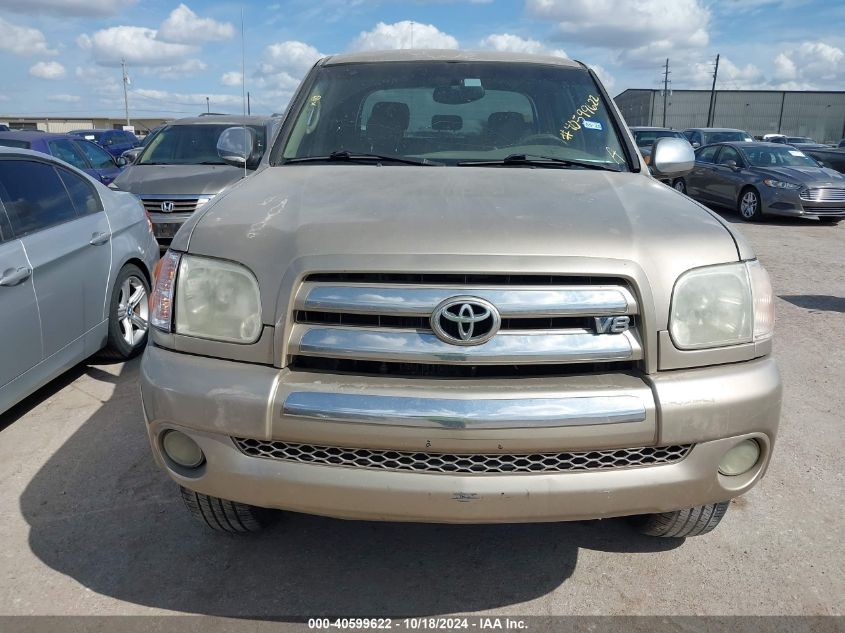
[{"x1": 206, "y1": 96, "x2": 210, "y2": 114}]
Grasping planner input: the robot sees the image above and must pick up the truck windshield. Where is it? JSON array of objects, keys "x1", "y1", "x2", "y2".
[
  {"x1": 280, "y1": 61, "x2": 629, "y2": 169},
  {"x1": 139, "y1": 124, "x2": 266, "y2": 165}
]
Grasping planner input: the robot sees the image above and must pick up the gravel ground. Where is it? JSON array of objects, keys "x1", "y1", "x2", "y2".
[{"x1": 0, "y1": 211, "x2": 842, "y2": 618}]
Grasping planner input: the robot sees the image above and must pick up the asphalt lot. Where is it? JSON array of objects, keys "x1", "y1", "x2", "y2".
[{"x1": 0, "y1": 209, "x2": 842, "y2": 617}]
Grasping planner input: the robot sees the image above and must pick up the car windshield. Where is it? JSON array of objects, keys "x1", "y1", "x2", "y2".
[
  {"x1": 279, "y1": 61, "x2": 629, "y2": 169},
  {"x1": 633, "y1": 130, "x2": 684, "y2": 146},
  {"x1": 72, "y1": 131, "x2": 102, "y2": 142},
  {"x1": 138, "y1": 124, "x2": 267, "y2": 165},
  {"x1": 786, "y1": 137, "x2": 814, "y2": 144},
  {"x1": 743, "y1": 145, "x2": 820, "y2": 167},
  {"x1": 703, "y1": 131, "x2": 750, "y2": 144}
]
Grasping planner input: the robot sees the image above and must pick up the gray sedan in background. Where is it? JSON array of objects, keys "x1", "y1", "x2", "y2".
[
  {"x1": 0, "y1": 148, "x2": 158, "y2": 414},
  {"x1": 672, "y1": 142, "x2": 845, "y2": 223}
]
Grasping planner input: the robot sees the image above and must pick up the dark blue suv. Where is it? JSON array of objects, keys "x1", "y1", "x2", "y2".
[
  {"x1": 69, "y1": 129, "x2": 140, "y2": 158},
  {"x1": 0, "y1": 131, "x2": 126, "y2": 185}
]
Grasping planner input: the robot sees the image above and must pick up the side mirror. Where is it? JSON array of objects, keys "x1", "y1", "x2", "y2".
[
  {"x1": 217, "y1": 126, "x2": 257, "y2": 167},
  {"x1": 115, "y1": 156, "x2": 128, "y2": 167},
  {"x1": 650, "y1": 137, "x2": 695, "y2": 178},
  {"x1": 691, "y1": 142, "x2": 701, "y2": 149},
  {"x1": 725, "y1": 160, "x2": 740, "y2": 171}
]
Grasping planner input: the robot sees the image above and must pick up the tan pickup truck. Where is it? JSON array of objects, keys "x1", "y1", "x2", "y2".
[{"x1": 141, "y1": 50, "x2": 781, "y2": 538}]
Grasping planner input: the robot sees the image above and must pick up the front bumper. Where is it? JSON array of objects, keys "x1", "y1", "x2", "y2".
[
  {"x1": 140, "y1": 346, "x2": 781, "y2": 523},
  {"x1": 761, "y1": 188, "x2": 845, "y2": 219}
]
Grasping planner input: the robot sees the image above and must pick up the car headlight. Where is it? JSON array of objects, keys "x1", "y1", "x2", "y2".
[
  {"x1": 150, "y1": 251, "x2": 262, "y2": 343},
  {"x1": 669, "y1": 261, "x2": 773, "y2": 350},
  {"x1": 762, "y1": 178, "x2": 800, "y2": 189}
]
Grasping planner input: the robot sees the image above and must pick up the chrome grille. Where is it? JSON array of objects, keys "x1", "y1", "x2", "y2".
[
  {"x1": 800, "y1": 188, "x2": 845, "y2": 202},
  {"x1": 289, "y1": 274, "x2": 642, "y2": 373},
  {"x1": 140, "y1": 194, "x2": 213, "y2": 215},
  {"x1": 233, "y1": 438, "x2": 691, "y2": 474}
]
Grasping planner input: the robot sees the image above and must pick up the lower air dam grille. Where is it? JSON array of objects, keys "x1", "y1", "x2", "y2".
[{"x1": 232, "y1": 439, "x2": 692, "y2": 474}]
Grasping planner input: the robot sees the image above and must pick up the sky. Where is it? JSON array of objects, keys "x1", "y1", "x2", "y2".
[{"x1": 1, "y1": 0, "x2": 844, "y2": 119}]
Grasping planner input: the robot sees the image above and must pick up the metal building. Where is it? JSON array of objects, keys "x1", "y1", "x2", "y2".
[{"x1": 615, "y1": 89, "x2": 845, "y2": 143}]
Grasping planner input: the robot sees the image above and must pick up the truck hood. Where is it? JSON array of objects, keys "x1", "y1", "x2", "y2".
[
  {"x1": 111, "y1": 164, "x2": 246, "y2": 196},
  {"x1": 180, "y1": 165, "x2": 746, "y2": 328}
]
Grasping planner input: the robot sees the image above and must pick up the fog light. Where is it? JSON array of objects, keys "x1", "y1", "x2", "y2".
[
  {"x1": 162, "y1": 430, "x2": 204, "y2": 469},
  {"x1": 719, "y1": 439, "x2": 760, "y2": 476}
]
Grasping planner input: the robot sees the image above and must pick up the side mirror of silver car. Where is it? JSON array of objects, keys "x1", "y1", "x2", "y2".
[
  {"x1": 650, "y1": 137, "x2": 695, "y2": 178},
  {"x1": 217, "y1": 126, "x2": 257, "y2": 167}
]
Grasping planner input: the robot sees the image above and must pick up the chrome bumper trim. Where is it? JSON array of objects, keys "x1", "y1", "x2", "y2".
[
  {"x1": 296, "y1": 283, "x2": 638, "y2": 317},
  {"x1": 282, "y1": 392, "x2": 647, "y2": 429},
  {"x1": 291, "y1": 325, "x2": 641, "y2": 365}
]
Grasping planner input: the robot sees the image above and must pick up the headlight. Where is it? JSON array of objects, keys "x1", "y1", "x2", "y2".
[
  {"x1": 149, "y1": 251, "x2": 262, "y2": 343},
  {"x1": 669, "y1": 261, "x2": 773, "y2": 350},
  {"x1": 762, "y1": 178, "x2": 800, "y2": 189}
]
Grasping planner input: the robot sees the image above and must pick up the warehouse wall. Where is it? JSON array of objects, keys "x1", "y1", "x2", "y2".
[{"x1": 616, "y1": 89, "x2": 845, "y2": 143}]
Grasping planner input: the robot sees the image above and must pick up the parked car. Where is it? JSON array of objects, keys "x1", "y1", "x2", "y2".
[
  {"x1": 0, "y1": 147, "x2": 158, "y2": 414},
  {"x1": 803, "y1": 147, "x2": 845, "y2": 175},
  {"x1": 683, "y1": 128, "x2": 753, "y2": 148},
  {"x1": 766, "y1": 135, "x2": 830, "y2": 150},
  {"x1": 141, "y1": 50, "x2": 780, "y2": 538},
  {"x1": 672, "y1": 141, "x2": 845, "y2": 223},
  {"x1": 629, "y1": 126, "x2": 689, "y2": 163},
  {"x1": 0, "y1": 130, "x2": 127, "y2": 185},
  {"x1": 69, "y1": 129, "x2": 140, "y2": 158},
  {"x1": 838, "y1": 139, "x2": 845, "y2": 148},
  {"x1": 110, "y1": 115, "x2": 271, "y2": 245}
]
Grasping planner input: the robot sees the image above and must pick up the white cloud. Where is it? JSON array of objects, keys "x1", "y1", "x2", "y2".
[
  {"x1": 78, "y1": 26, "x2": 197, "y2": 67},
  {"x1": 0, "y1": 0, "x2": 130, "y2": 16},
  {"x1": 260, "y1": 40, "x2": 323, "y2": 76},
  {"x1": 0, "y1": 16, "x2": 56, "y2": 56},
  {"x1": 480, "y1": 33, "x2": 567, "y2": 58},
  {"x1": 527, "y1": 0, "x2": 709, "y2": 65},
  {"x1": 158, "y1": 3, "x2": 234, "y2": 44},
  {"x1": 589, "y1": 64, "x2": 615, "y2": 91},
  {"x1": 132, "y1": 88, "x2": 244, "y2": 108},
  {"x1": 48, "y1": 94, "x2": 81, "y2": 103},
  {"x1": 221, "y1": 71, "x2": 243, "y2": 86},
  {"x1": 143, "y1": 58, "x2": 207, "y2": 79},
  {"x1": 352, "y1": 21, "x2": 458, "y2": 51},
  {"x1": 771, "y1": 41, "x2": 844, "y2": 87},
  {"x1": 689, "y1": 56, "x2": 763, "y2": 89},
  {"x1": 29, "y1": 60, "x2": 65, "y2": 79}
]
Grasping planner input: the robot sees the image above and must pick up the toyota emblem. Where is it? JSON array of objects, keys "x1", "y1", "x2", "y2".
[{"x1": 430, "y1": 297, "x2": 501, "y2": 346}]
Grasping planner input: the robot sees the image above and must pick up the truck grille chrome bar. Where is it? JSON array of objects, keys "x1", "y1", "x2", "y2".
[
  {"x1": 232, "y1": 439, "x2": 692, "y2": 474},
  {"x1": 290, "y1": 325, "x2": 642, "y2": 365},
  {"x1": 283, "y1": 392, "x2": 647, "y2": 429},
  {"x1": 800, "y1": 188, "x2": 845, "y2": 202},
  {"x1": 289, "y1": 274, "x2": 643, "y2": 373}
]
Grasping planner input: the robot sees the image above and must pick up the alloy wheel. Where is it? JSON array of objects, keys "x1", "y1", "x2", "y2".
[{"x1": 116, "y1": 275, "x2": 149, "y2": 347}]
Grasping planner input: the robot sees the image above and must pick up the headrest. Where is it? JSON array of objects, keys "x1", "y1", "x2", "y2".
[{"x1": 368, "y1": 102, "x2": 410, "y2": 131}]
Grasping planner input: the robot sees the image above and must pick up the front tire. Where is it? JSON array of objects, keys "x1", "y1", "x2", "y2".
[
  {"x1": 102, "y1": 264, "x2": 150, "y2": 360},
  {"x1": 738, "y1": 187, "x2": 763, "y2": 222},
  {"x1": 179, "y1": 487, "x2": 278, "y2": 533},
  {"x1": 672, "y1": 178, "x2": 687, "y2": 194},
  {"x1": 631, "y1": 501, "x2": 730, "y2": 537}
]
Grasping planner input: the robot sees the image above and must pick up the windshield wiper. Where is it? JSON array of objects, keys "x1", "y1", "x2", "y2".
[
  {"x1": 457, "y1": 154, "x2": 622, "y2": 172},
  {"x1": 285, "y1": 150, "x2": 443, "y2": 166}
]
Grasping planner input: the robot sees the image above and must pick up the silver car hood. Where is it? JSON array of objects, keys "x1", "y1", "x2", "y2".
[
  {"x1": 753, "y1": 165, "x2": 845, "y2": 186},
  {"x1": 112, "y1": 164, "x2": 247, "y2": 196},
  {"x1": 179, "y1": 166, "x2": 747, "y2": 326}
]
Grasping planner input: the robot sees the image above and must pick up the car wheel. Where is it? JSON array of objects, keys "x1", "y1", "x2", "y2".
[
  {"x1": 101, "y1": 264, "x2": 150, "y2": 360},
  {"x1": 738, "y1": 187, "x2": 763, "y2": 222},
  {"x1": 672, "y1": 178, "x2": 687, "y2": 194},
  {"x1": 631, "y1": 501, "x2": 730, "y2": 538},
  {"x1": 180, "y1": 487, "x2": 279, "y2": 533}
]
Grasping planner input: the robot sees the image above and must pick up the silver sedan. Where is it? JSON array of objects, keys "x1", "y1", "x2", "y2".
[
  {"x1": 672, "y1": 141, "x2": 845, "y2": 224},
  {"x1": 0, "y1": 147, "x2": 159, "y2": 414}
]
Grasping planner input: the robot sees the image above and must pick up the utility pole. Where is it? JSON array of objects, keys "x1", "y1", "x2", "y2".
[
  {"x1": 662, "y1": 58, "x2": 670, "y2": 127},
  {"x1": 247, "y1": 91, "x2": 251, "y2": 115},
  {"x1": 707, "y1": 54, "x2": 720, "y2": 127},
  {"x1": 206, "y1": 96, "x2": 210, "y2": 113},
  {"x1": 121, "y1": 58, "x2": 130, "y2": 126}
]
